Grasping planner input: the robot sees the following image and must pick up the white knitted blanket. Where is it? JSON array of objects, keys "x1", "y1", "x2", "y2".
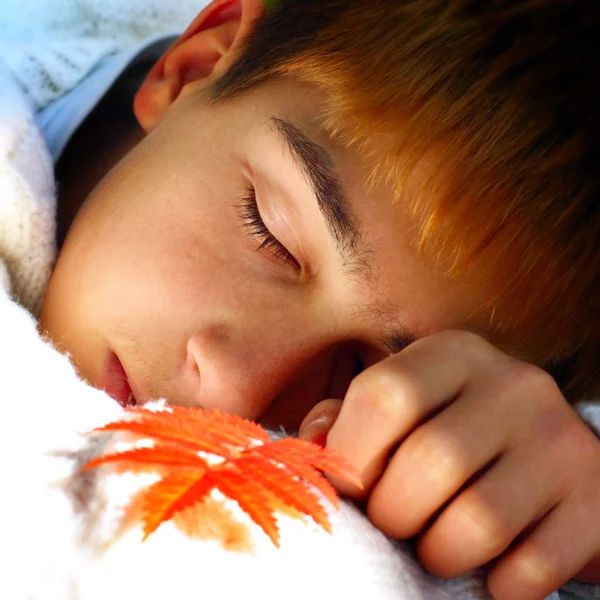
[{"x1": 0, "y1": 2, "x2": 598, "y2": 599}]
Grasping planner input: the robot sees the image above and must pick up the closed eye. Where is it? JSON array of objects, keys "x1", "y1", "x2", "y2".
[{"x1": 237, "y1": 185, "x2": 301, "y2": 271}]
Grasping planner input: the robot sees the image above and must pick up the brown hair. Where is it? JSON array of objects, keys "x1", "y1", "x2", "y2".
[{"x1": 212, "y1": 0, "x2": 600, "y2": 399}]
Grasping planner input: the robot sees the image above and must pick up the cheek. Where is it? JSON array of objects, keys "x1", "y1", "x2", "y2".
[
  {"x1": 72, "y1": 198, "x2": 239, "y2": 318},
  {"x1": 42, "y1": 157, "x2": 243, "y2": 348}
]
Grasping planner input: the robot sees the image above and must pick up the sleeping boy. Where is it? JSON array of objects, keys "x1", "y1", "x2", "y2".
[{"x1": 10, "y1": 0, "x2": 600, "y2": 598}]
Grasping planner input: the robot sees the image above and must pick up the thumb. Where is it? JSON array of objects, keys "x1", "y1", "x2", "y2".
[{"x1": 298, "y1": 399, "x2": 343, "y2": 446}]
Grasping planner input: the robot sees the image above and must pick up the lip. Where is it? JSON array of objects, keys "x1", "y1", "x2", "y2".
[{"x1": 104, "y1": 352, "x2": 138, "y2": 408}]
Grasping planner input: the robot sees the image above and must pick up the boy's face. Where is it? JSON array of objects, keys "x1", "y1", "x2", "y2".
[{"x1": 39, "y1": 76, "x2": 487, "y2": 430}]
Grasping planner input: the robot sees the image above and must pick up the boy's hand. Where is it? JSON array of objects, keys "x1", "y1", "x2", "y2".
[{"x1": 299, "y1": 330, "x2": 600, "y2": 600}]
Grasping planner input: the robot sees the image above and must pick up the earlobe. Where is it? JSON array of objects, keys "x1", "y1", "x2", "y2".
[{"x1": 134, "y1": 0, "x2": 265, "y2": 132}]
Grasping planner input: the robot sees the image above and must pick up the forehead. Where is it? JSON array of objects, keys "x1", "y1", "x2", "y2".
[
  {"x1": 337, "y1": 152, "x2": 489, "y2": 343},
  {"x1": 205, "y1": 76, "x2": 496, "y2": 351},
  {"x1": 240, "y1": 78, "x2": 491, "y2": 342}
]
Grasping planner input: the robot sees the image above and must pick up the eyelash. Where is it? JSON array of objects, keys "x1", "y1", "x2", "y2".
[{"x1": 237, "y1": 186, "x2": 301, "y2": 271}]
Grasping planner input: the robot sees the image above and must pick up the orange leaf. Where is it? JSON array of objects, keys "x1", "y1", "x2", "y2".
[
  {"x1": 236, "y1": 454, "x2": 331, "y2": 532},
  {"x1": 92, "y1": 406, "x2": 268, "y2": 457},
  {"x1": 183, "y1": 407, "x2": 270, "y2": 445},
  {"x1": 84, "y1": 406, "x2": 362, "y2": 550},
  {"x1": 263, "y1": 438, "x2": 363, "y2": 489},
  {"x1": 84, "y1": 445, "x2": 209, "y2": 473},
  {"x1": 253, "y1": 440, "x2": 339, "y2": 507},
  {"x1": 141, "y1": 471, "x2": 214, "y2": 539},
  {"x1": 146, "y1": 406, "x2": 269, "y2": 446},
  {"x1": 211, "y1": 468, "x2": 281, "y2": 547},
  {"x1": 173, "y1": 497, "x2": 253, "y2": 552},
  {"x1": 304, "y1": 445, "x2": 364, "y2": 490},
  {"x1": 93, "y1": 419, "x2": 231, "y2": 458}
]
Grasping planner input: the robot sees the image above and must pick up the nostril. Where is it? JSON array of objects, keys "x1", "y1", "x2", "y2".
[
  {"x1": 190, "y1": 356, "x2": 200, "y2": 376},
  {"x1": 352, "y1": 353, "x2": 365, "y2": 377},
  {"x1": 186, "y1": 334, "x2": 203, "y2": 378},
  {"x1": 186, "y1": 326, "x2": 233, "y2": 376}
]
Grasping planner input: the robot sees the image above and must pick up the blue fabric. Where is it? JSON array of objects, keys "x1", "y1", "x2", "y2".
[{"x1": 37, "y1": 34, "x2": 177, "y2": 163}]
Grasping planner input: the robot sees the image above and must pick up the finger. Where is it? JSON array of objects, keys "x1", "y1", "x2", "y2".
[
  {"x1": 486, "y1": 486, "x2": 600, "y2": 600},
  {"x1": 298, "y1": 399, "x2": 343, "y2": 446},
  {"x1": 415, "y1": 435, "x2": 567, "y2": 577},
  {"x1": 416, "y1": 393, "x2": 600, "y2": 580},
  {"x1": 326, "y1": 331, "x2": 490, "y2": 498},
  {"x1": 366, "y1": 382, "x2": 512, "y2": 539}
]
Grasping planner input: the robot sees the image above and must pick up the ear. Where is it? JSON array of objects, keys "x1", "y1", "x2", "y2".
[{"x1": 134, "y1": 0, "x2": 265, "y2": 132}]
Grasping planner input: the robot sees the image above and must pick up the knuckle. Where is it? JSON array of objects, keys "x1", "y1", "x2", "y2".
[
  {"x1": 501, "y1": 361, "x2": 575, "y2": 445},
  {"x1": 430, "y1": 329, "x2": 501, "y2": 369},
  {"x1": 434, "y1": 329, "x2": 491, "y2": 354},
  {"x1": 537, "y1": 407, "x2": 578, "y2": 452},
  {"x1": 499, "y1": 362, "x2": 563, "y2": 422},
  {"x1": 402, "y1": 427, "x2": 464, "y2": 484},
  {"x1": 366, "y1": 496, "x2": 410, "y2": 539},
  {"x1": 347, "y1": 362, "x2": 424, "y2": 419},
  {"x1": 488, "y1": 547, "x2": 560, "y2": 600},
  {"x1": 507, "y1": 361, "x2": 558, "y2": 397},
  {"x1": 513, "y1": 548, "x2": 558, "y2": 588},
  {"x1": 452, "y1": 496, "x2": 513, "y2": 555}
]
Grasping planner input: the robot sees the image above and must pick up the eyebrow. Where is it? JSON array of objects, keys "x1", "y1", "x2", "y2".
[
  {"x1": 270, "y1": 117, "x2": 418, "y2": 356},
  {"x1": 383, "y1": 330, "x2": 417, "y2": 354},
  {"x1": 270, "y1": 117, "x2": 360, "y2": 259}
]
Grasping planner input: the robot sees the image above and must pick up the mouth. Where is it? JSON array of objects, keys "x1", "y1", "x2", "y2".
[{"x1": 104, "y1": 352, "x2": 138, "y2": 408}]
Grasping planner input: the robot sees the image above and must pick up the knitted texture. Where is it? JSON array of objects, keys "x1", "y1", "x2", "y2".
[
  {"x1": 0, "y1": 0, "x2": 205, "y2": 110},
  {"x1": 0, "y1": 65, "x2": 55, "y2": 313}
]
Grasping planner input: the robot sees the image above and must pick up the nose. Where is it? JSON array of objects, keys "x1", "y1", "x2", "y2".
[
  {"x1": 184, "y1": 325, "x2": 307, "y2": 422},
  {"x1": 182, "y1": 325, "x2": 352, "y2": 428}
]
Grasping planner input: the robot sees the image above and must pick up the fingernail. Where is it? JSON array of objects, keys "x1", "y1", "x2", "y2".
[{"x1": 299, "y1": 414, "x2": 336, "y2": 446}]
